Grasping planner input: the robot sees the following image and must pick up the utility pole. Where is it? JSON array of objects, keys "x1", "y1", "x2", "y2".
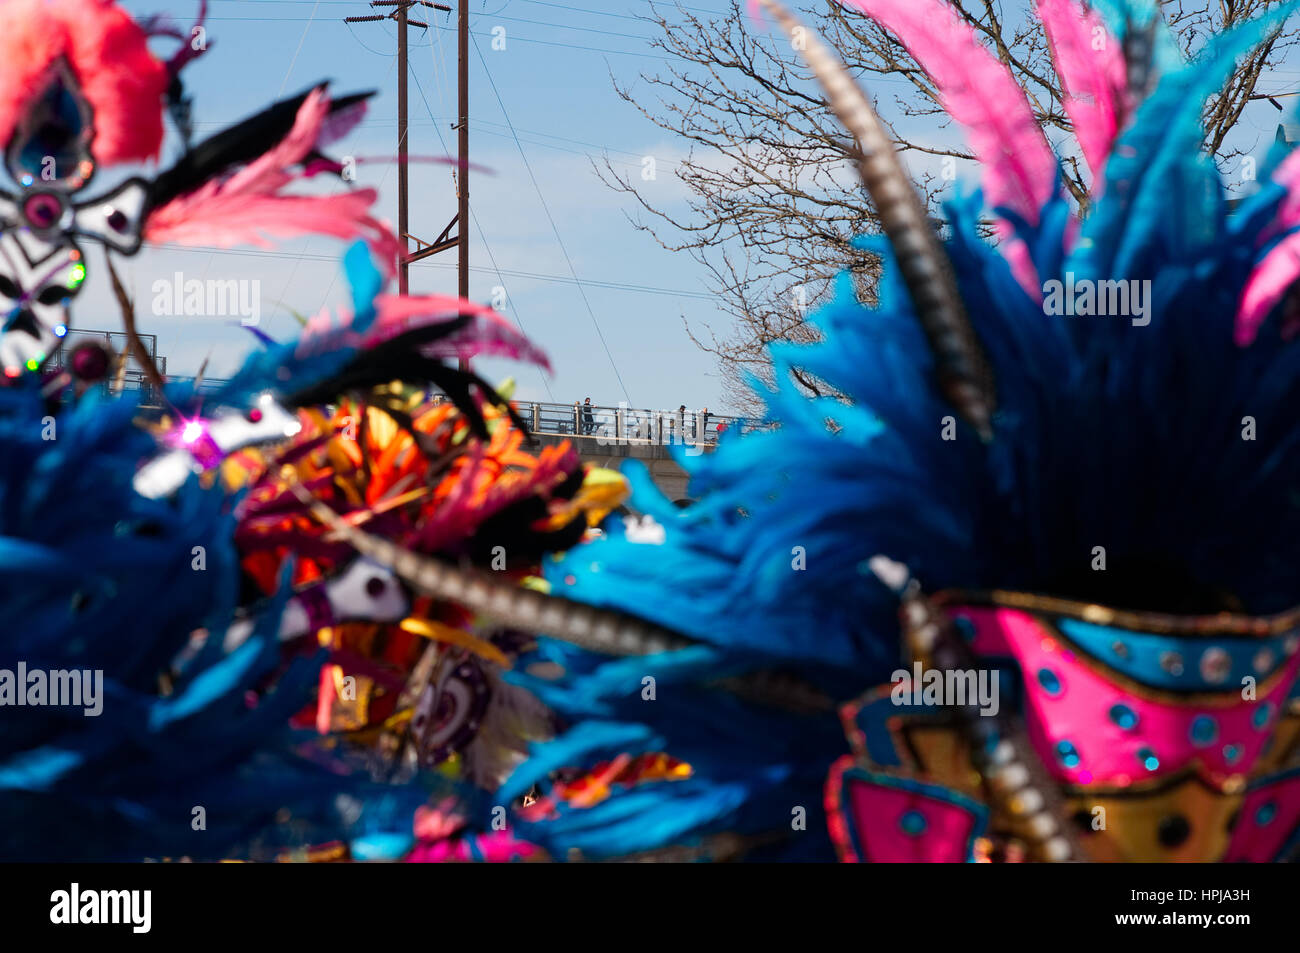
[
  {"x1": 457, "y1": 0, "x2": 468, "y2": 309},
  {"x1": 397, "y1": 0, "x2": 409, "y2": 294},
  {"x1": 347, "y1": 1, "x2": 470, "y2": 371},
  {"x1": 348, "y1": 2, "x2": 470, "y2": 371}
]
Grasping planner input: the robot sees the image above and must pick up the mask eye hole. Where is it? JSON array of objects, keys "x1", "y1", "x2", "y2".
[
  {"x1": 0, "y1": 276, "x2": 21, "y2": 300},
  {"x1": 6, "y1": 60, "x2": 96, "y2": 191},
  {"x1": 35, "y1": 286, "x2": 68, "y2": 306}
]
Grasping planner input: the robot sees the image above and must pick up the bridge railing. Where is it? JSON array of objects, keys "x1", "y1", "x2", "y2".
[{"x1": 52, "y1": 359, "x2": 755, "y2": 448}]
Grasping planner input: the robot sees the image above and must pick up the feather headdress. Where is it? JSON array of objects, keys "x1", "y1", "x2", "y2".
[
  {"x1": 0, "y1": 0, "x2": 399, "y2": 380},
  {"x1": 459, "y1": 0, "x2": 1300, "y2": 861}
]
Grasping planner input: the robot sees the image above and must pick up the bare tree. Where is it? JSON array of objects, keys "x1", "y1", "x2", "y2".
[{"x1": 602, "y1": 0, "x2": 1300, "y2": 414}]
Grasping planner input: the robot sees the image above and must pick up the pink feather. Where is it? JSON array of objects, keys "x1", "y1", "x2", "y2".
[
  {"x1": 1259, "y1": 147, "x2": 1300, "y2": 245},
  {"x1": 1036, "y1": 0, "x2": 1131, "y2": 178},
  {"x1": 1235, "y1": 149, "x2": 1300, "y2": 345},
  {"x1": 144, "y1": 88, "x2": 401, "y2": 274},
  {"x1": 165, "y1": 0, "x2": 210, "y2": 77},
  {"x1": 318, "y1": 97, "x2": 368, "y2": 148},
  {"x1": 1002, "y1": 240, "x2": 1042, "y2": 300},
  {"x1": 294, "y1": 288, "x2": 551, "y2": 373},
  {"x1": 839, "y1": 0, "x2": 1057, "y2": 226},
  {"x1": 1236, "y1": 234, "x2": 1300, "y2": 346},
  {"x1": 372, "y1": 293, "x2": 553, "y2": 371},
  {"x1": 407, "y1": 800, "x2": 538, "y2": 863},
  {"x1": 0, "y1": 0, "x2": 168, "y2": 166}
]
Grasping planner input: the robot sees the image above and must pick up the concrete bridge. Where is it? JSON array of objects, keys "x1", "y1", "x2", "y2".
[{"x1": 519, "y1": 400, "x2": 754, "y2": 503}]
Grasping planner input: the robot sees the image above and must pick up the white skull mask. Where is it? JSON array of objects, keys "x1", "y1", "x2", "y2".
[{"x1": 0, "y1": 229, "x2": 84, "y2": 379}]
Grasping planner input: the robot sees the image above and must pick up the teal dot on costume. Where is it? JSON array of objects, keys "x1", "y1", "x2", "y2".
[
  {"x1": 1255, "y1": 802, "x2": 1277, "y2": 826},
  {"x1": 1037, "y1": 668, "x2": 1062, "y2": 696},
  {"x1": 899, "y1": 810, "x2": 927, "y2": 836},
  {"x1": 1137, "y1": 747, "x2": 1160, "y2": 772},
  {"x1": 1223, "y1": 743, "x2": 1243, "y2": 764},
  {"x1": 1056, "y1": 739, "x2": 1081, "y2": 769},
  {"x1": 1108, "y1": 703, "x2": 1139, "y2": 731},
  {"x1": 1190, "y1": 715, "x2": 1217, "y2": 747},
  {"x1": 1253, "y1": 703, "x2": 1275, "y2": 731}
]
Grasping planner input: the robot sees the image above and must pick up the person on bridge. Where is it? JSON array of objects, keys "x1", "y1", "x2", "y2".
[{"x1": 582, "y1": 397, "x2": 595, "y2": 435}]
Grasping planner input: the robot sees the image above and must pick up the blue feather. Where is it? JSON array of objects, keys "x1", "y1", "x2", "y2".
[{"x1": 506, "y1": 4, "x2": 1300, "y2": 860}]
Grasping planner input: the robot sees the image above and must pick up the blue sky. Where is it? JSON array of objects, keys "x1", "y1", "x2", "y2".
[
  {"x1": 100, "y1": 0, "x2": 741, "y2": 411},
  {"x1": 86, "y1": 1, "x2": 1300, "y2": 412}
]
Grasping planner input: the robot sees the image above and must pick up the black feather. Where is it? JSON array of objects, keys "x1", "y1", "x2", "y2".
[
  {"x1": 283, "y1": 320, "x2": 532, "y2": 443},
  {"x1": 151, "y1": 86, "x2": 375, "y2": 206}
]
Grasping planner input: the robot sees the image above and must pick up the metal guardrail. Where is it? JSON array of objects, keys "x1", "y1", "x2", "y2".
[
  {"x1": 101, "y1": 383, "x2": 753, "y2": 446},
  {"x1": 44, "y1": 329, "x2": 166, "y2": 405},
  {"x1": 50, "y1": 339, "x2": 751, "y2": 446}
]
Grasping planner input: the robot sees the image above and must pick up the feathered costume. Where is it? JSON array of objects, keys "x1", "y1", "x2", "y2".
[
  {"x1": 11, "y1": 0, "x2": 1300, "y2": 865},
  {"x1": 431, "y1": 0, "x2": 1300, "y2": 862},
  {"x1": 0, "y1": 0, "x2": 617, "y2": 862}
]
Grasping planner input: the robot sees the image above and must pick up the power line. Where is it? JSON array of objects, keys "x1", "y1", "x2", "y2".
[
  {"x1": 347, "y1": 0, "x2": 462, "y2": 309},
  {"x1": 301, "y1": 51, "x2": 403, "y2": 331},
  {"x1": 351, "y1": 6, "x2": 664, "y2": 43},
  {"x1": 264, "y1": 0, "x2": 332, "y2": 333},
  {"x1": 219, "y1": 0, "x2": 730, "y2": 19},
  {"x1": 408, "y1": 51, "x2": 556, "y2": 399},
  {"x1": 525, "y1": 0, "x2": 738, "y2": 21},
  {"x1": 202, "y1": 11, "x2": 931, "y2": 78},
  {"x1": 199, "y1": 16, "x2": 694, "y2": 61},
  {"x1": 184, "y1": 111, "x2": 675, "y2": 168},
  {"x1": 465, "y1": 125, "x2": 651, "y2": 168},
  {"x1": 470, "y1": 31, "x2": 634, "y2": 404},
  {"x1": 344, "y1": 19, "x2": 403, "y2": 56},
  {"x1": 511, "y1": 0, "x2": 659, "y2": 22},
  {"x1": 442, "y1": 116, "x2": 666, "y2": 161},
  {"x1": 143, "y1": 241, "x2": 715, "y2": 300},
  {"x1": 463, "y1": 11, "x2": 654, "y2": 42},
  {"x1": 279, "y1": 0, "x2": 325, "y2": 95}
]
